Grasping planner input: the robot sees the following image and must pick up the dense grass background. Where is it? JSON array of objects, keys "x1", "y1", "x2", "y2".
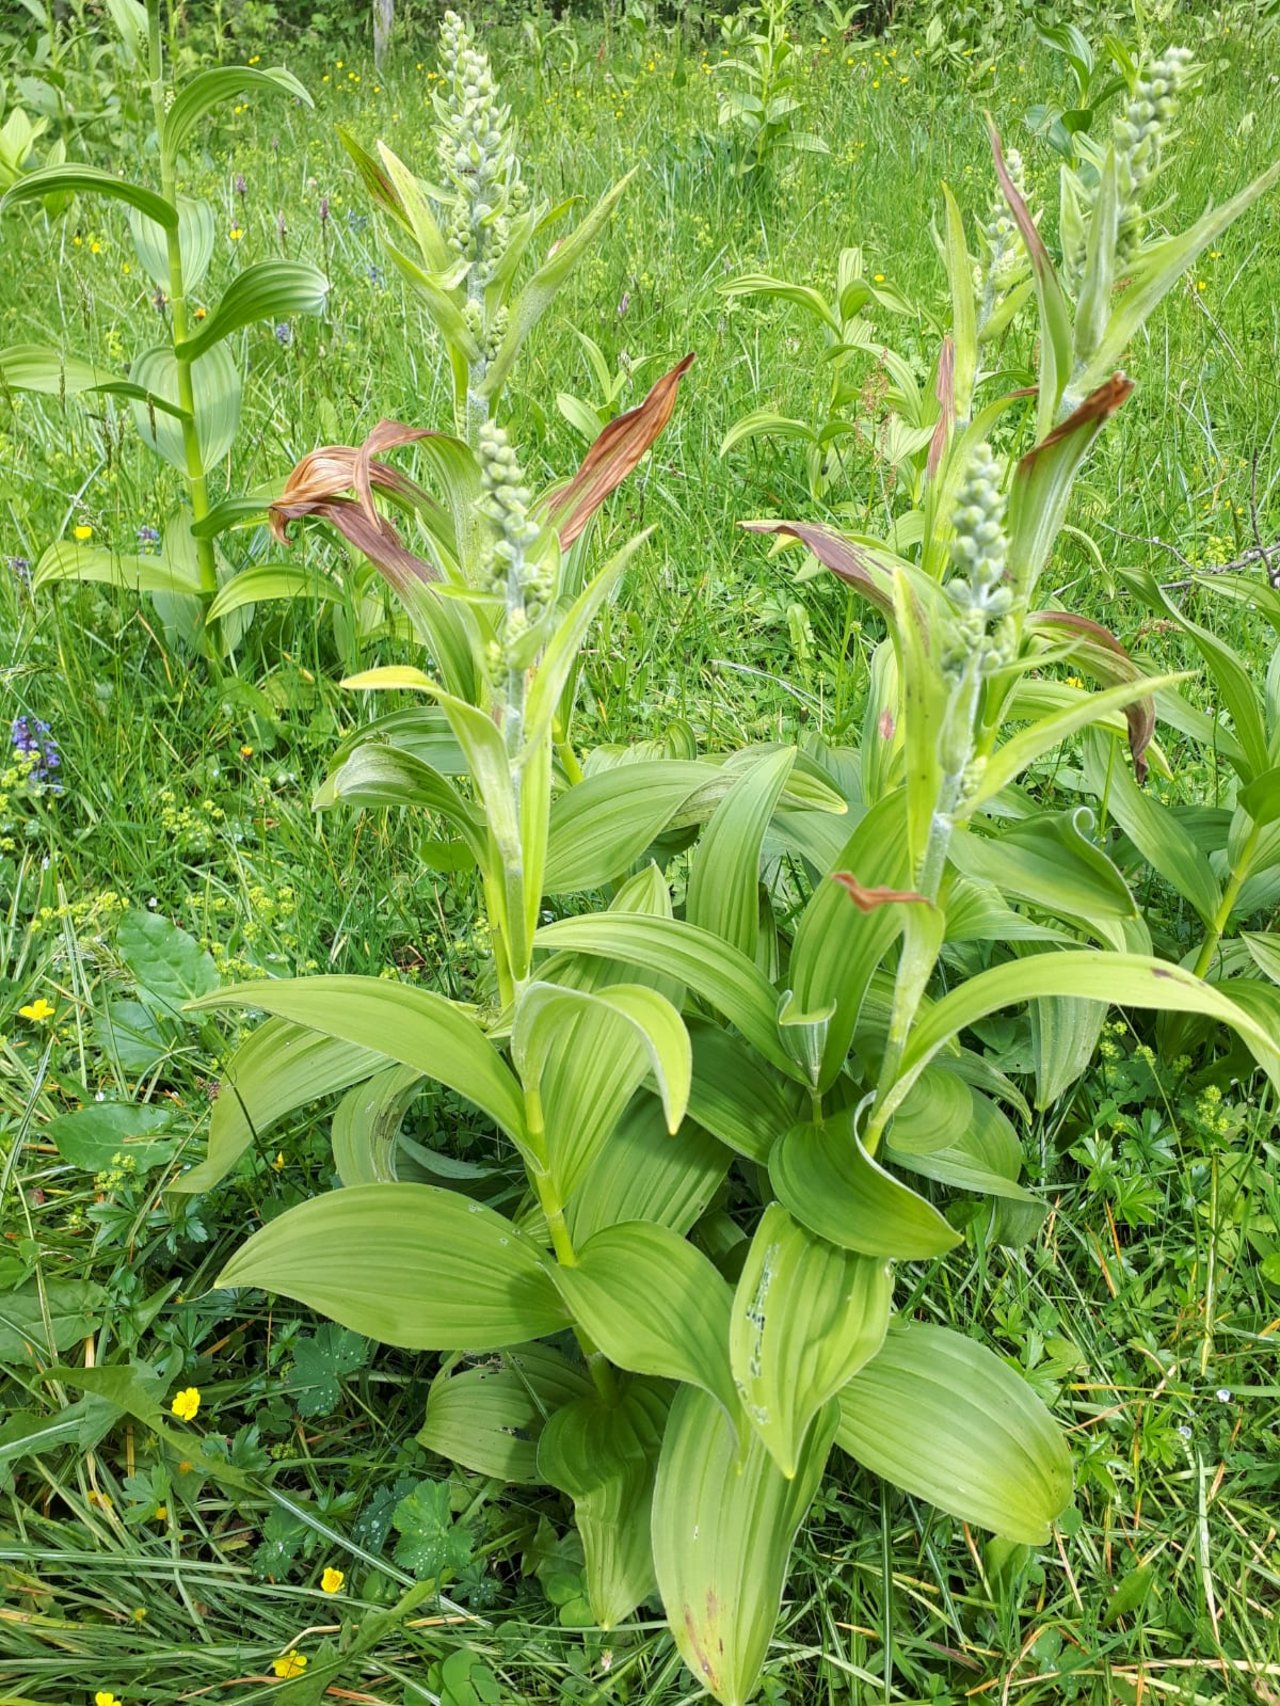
[{"x1": 2, "y1": 7, "x2": 1280, "y2": 1703}]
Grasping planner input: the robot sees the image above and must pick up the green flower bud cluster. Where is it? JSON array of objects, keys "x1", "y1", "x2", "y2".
[
  {"x1": 1114, "y1": 45, "x2": 1194, "y2": 268},
  {"x1": 477, "y1": 422, "x2": 551, "y2": 680},
  {"x1": 943, "y1": 443, "x2": 1013, "y2": 683},
  {"x1": 435, "y1": 10, "x2": 528, "y2": 287},
  {"x1": 975, "y1": 147, "x2": 1029, "y2": 328},
  {"x1": 462, "y1": 297, "x2": 509, "y2": 363}
]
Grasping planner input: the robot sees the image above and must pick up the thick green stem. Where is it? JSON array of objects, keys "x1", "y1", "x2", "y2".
[
  {"x1": 147, "y1": 0, "x2": 217, "y2": 598},
  {"x1": 1192, "y1": 822, "x2": 1260, "y2": 979}
]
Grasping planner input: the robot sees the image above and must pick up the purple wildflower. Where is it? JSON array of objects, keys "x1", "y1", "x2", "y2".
[
  {"x1": 319, "y1": 195, "x2": 330, "y2": 222},
  {"x1": 8, "y1": 556, "x2": 31, "y2": 586},
  {"x1": 234, "y1": 173, "x2": 247, "y2": 198},
  {"x1": 275, "y1": 322, "x2": 293, "y2": 346},
  {"x1": 137, "y1": 525, "x2": 161, "y2": 552},
  {"x1": 11, "y1": 717, "x2": 63, "y2": 790},
  {"x1": 368, "y1": 264, "x2": 384, "y2": 285}
]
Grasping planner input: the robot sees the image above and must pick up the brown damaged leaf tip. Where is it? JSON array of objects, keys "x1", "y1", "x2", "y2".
[
  {"x1": 549, "y1": 352, "x2": 695, "y2": 547},
  {"x1": 832, "y1": 873, "x2": 931, "y2": 912},
  {"x1": 1029, "y1": 606, "x2": 1154, "y2": 783},
  {"x1": 1022, "y1": 374, "x2": 1135, "y2": 466},
  {"x1": 739, "y1": 520, "x2": 895, "y2": 618}
]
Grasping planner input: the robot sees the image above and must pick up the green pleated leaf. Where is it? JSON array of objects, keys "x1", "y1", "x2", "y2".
[
  {"x1": 32, "y1": 541, "x2": 205, "y2": 596},
  {"x1": 128, "y1": 195, "x2": 215, "y2": 291},
  {"x1": 312, "y1": 742, "x2": 486, "y2": 865},
  {"x1": 207, "y1": 562, "x2": 344, "y2": 622},
  {"x1": 187, "y1": 974, "x2": 526, "y2": 1145},
  {"x1": 544, "y1": 760, "x2": 716, "y2": 891},
  {"x1": 686, "y1": 747, "x2": 795, "y2": 957},
  {"x1": 885, "y1": 1091, "x2": 1033, "y2": 1200},
  {"x1": 652, "y1": 1383, "x2": 836, "y2": 1706},
  {"x1": 331, "y1": 1064, "x2": 423, "y2": 1186},
  {"x1": 731, "y1": 1205, "x2": 892, "y2": 1477},
  {"x1": 948, "y1": 808, "x2": 1136, "y2": 928},
  {"x1": 163, "y1": 65, "x2": 312, "y2": 158},
  {"x1": 535, "y1": 913, "x2": 794, "y2": 1077},
  {"x1": 770, "y1": 1120, "x2": 961, "y2": 1259},
  {"x1": 1, "y1": 162, "x2": 178, "y2": 227},
  {"x1": 1242, "y1": 931, "x2": 1280, "y2": 986},
  {"x1": 551, "y1": 1221, "x2": 738, "y2": 1427},
  {"x1": 421, "y1": 1343, "x2": 591, "y2": 1484},
  {"x1": 173, "y1": 1018, "x2": 383, "y2": 1196},
  {"x1": 0, "y1": 343, "x2": 187, "y2": 416},
  {"x1": 836, "y1": 1321, "x2": 1072, "y2": 1543},
  {"x1": 216, "y1": 1183, "x2": 567, "y2": 1350},
  {"x1": 130, "y1": 342, "x2": 241, "y2": 472},
  {"x1": 686, "y1": 1020, "x2": 806, "y2": 1163},
  {"x1": 175, "y1": 261, "x2": 329, "y2": 361},
  {"x1": 538, "y1": 1379, "x2": 670, "y2": 1627},
  {"x1": 885, "y1": 1064, "x2": 973, "y2": 1156},
  {"x1": 566, "y1": 1094, "x2": 732, "y2": 1247}
]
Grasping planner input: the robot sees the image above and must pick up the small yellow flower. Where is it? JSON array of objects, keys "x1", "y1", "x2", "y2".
[
  {"x1": 1195, "y1": 280, "x2": 1206, "y2": 293},
  {"x1": 873, "y1": 273, "x2": 885, "y2": 283},
  {"x1": 95, "y1": 1693, "x2": 123, "y2": 1706},
  {"x1": 171, "y1": 1387, "x2": 201, "y2": 1422},
  {"x1": 272, "y1": 1151, "x2": 285, "y2": 1171},
  {"x1": 73, "y1": 524, "x2": 93, "y2": 542},
  {"x1": 90, "y1": 239, "x2": 102, "y2": 254},
  {"x1": 248, "y1": 53, "x2": 261, "y2": 64},
  {"x1": 320, "y1": 1566, "x2": 345, "y2": 1594},
  {"x1": 229, "y1": 226, "x2": 244, "y2": 241},
  {"x1": 194, "y1": 305, "x2": 208, "y2": 320},
  {"x1": 154, "y1": 1504, "x2": 168, "y2": 1521},
  {"x1": 272, "y1": 1653, "x2": 308, "y2": 1679},
  {"x1": 240, "y1": 744, "x2": 254, "y2": 758},
  {"x1": 19, "y1": 998, "x2": 56, "y2": 1023}
]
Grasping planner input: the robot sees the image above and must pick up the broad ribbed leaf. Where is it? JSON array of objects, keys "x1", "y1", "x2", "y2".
[
  {"x1": 312, "y1": 742, "x2": 485, "y2": 864},
  {"x1": 731, "y1": 1205, "x2": 892, "y2": 1476},
  {"x1": 652, "y1": 1384, "x2": 835, "y2": 1706},
  {"x1": 687, "y1": 1020, "x2": 805, "y2": 1163},
  {"x1": 948, "y1": 808, "x2": 1135, "y2": 928},
  {"x1": 535, "y1": 914, "x2": 794, "y2": 1076},
  {"x1": 552, "y1": 1221, "x2": 737, "y2": 1426},
  {"x1": 566, "y1": 1094, "x2": 731, "y2": 1246},
  {"x1": 188, "y1": 975, "x2": 526, "y2": 1144},
  {"x1": 538, "y1": 1380, "x2": 669, "y2": 1627},
  {"x1": 217, "y1": 1183, "x2": 567, "y2": 1349},
  {"x1": 173, "y1": 1019, "x2": 383, "y2": 1195},
  {"x1": 163, "y1": 65, "x2": 312, "y2": 157},
  {"x1": 0, "y1": 344, "x2": 186, "y2": 416},
  {"x1": 331, "y1": 1064, "x2": 423, "y2": 1186},
  {"x1": 836, "y1": 1321, "x2": 1071, "y2": 1543},
  {"x1": 33, "y1": 542, "x2": 204, "y2": 596},
  {"x1": 1, "y1": 163, "x2": 177, "y2": 227},
  {"x1": 884, "y1": 1064, "x2": 973, "y2": 1156},
  {"x1": 131, "y1": 343, "x2": 241, "y2": 472},
  {"x1": 886, "y1": 1091, "x2": 1033, "y2": 1200},
  {"x1": 421, "y1": 1343, "x2": 591, "y2": 1484},
  {"x1": 207, "y1": 563, "x2": 343, "y2": 621},
  {"x1": 687, "y1": 748, "x2": 794, "y2": 956},
  {"x1": 128, "y1": 195, "x2": 215, "y2": 291},
  {"x1": 175, "y1": 261, "x2": 329, "y2": 361},
  {"x1": 544, "y1": 760, "x2": 718, "y2": 891},
  {"x1": 770, "y1": 1120, "x2": 960, "y2": 1259}
]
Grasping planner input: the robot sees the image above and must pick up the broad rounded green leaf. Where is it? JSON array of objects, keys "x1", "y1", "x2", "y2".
[
  {"x1": 0, "y1": 343, "x2": 186, "y2": 416},
  {"x1": 686, "y1": 1020, "x2": 805, "y2": 1163},
  {"x1": 652, "y1": 1383, "x2": 836, "y2": 1706},
  {"x1": 687, "y1": 747, "x2": 794, "y2": 957},
  {"x1": 731, "y1": 1205, "x2": 892, "y2": 1477},
  {"x1": 128, "y1": 195, "x2": 215, "y2": 292},
  {"x1": 33, "y1": 541, "x2": 204, "y2": 596},
  {"x1": 217, "y1": 1183, "x2": 567, "y2": 1350},
  {"x1": 836, "y1": 1321, "x2": 1072, "y2": 1543},
  {"x1": 188, "y1": 974, "x2": 526, "y2": 1145},
  {"x1": 552, "y1": 1221, "x2": 738, "y2": 1426},
  {"x1": 948, "y1": 808, "x2": 1136, "y2": 928},
  {"x1": 0, "y1": 162, "x2": 177, "y2": 228},
  {"x1": 770, "y1": 1120, "x2": 961, "y2": 1259},
  {"x1": 172, "y1": 1019, "x2": 384, "y2": 1196},
  {"x1": 544, "y1": 760, "x2": 716, "y2": 891},
  {"x1": 566, "y1": 1093, "x2": 731, "y2": 1247},
  {"x1": 884, "y1": 1064, "x2": 972, "y2": 1156},
  {"x1": 48, "y1": 1103, "x2": 178, "y2": 1173},
  {"x1": 175, "y1": 261, "x2": 329, "y2": 361},
  {"x1": 538, "y1": 1380, "x2": 669, "y2": 1627},
  {"x1": 885, "y1": 1090, "x2": 1033, "y2": 1201},
  {"x1": 130, "y1": 342, "x2": 241, "y2": 472},
  {"x1": 163, "y1": 65, "x2": 312, "y2": 158},
  {"x1": 117, "y1": 907, "x2": 219, "y2": 1010},
  {"x1": 207, "y1": 562, "x2": 344, "y2": 622},
  {"x1": 421, "y1": 1343, "x2": 591, "y2": 1484}
]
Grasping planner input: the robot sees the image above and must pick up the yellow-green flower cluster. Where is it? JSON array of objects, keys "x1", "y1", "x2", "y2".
[
  {"x1": 1114, "y1": 45, "x2": 1194, "y2": 268},
  {"x1": 975, "y1": 146, "x2": 1029, "y2": 332},
  {"x1": 434, "y1": 10, "x2": 527, "y2": 289}
]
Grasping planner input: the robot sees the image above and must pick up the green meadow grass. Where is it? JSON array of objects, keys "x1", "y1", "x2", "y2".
[{"x1": 2, "y1": 10, "x2": 1280, "y2": 1703}]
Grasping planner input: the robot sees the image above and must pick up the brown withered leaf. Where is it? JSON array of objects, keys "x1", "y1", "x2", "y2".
[
  {"x1": 1019, "y1": 373, "x2": 1135, "y2": 469},
  {"x1": 988, "y1": 119, "x2": 1058, "y2": 305},
  {"x1": 548, "y1": 352, "x2": 695, "y2": 546},
  {"x1": 1028, "y1": 607, "x2": 1155, "y2": 782},
  {"x1": 740, "y1": 520, "x2": 895, "y2": 618},
  {"x1": 832, "y1": 873, "x2": 930, "y2": 912},
  {"x1": 268, "y1": 419, "x2": 443, "y2": 590},
  {"x1": 927, "y1": 334, "x2": 954, "y2": 481}
]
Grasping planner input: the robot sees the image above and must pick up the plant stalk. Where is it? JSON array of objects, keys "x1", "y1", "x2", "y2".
[{"x1": 1192, "y1": 820, "x2": 1260, "y2": 979}]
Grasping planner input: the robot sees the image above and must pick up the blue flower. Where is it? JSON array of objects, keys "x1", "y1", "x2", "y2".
[
  {"x1": 275, "y1": 322, "x2": 293, "y2": 346},
  {"x1": 8, "y1": 556, "x2": 31, "y2": 586},
  {"x1": 11, "y1": 716, "x2": 63, "y2": 790},
  {"x1": 137, "y1": 525, "x2": 161, "y2": 552}
]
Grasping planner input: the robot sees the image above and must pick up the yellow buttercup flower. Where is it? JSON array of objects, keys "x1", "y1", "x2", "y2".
[
  {"x1": 19, "y1": 998, "x2": 55, "y2": 1023},
  {"x1": 95, "y1": 1693, "x2": 123, "y2": 1706},
  {"x1": 229, "y1": 226, "x2": 244, "y2": 241},
  {"x1": 170, "y1": 1387, "x2": 201, "y2": 1422},
  {"x1": 272, "y1": 1652, "x2": 308, "y2": 1679},
  {"x1": 320, "y1": 1566, "x2": 345, "y2": 1594},
  {"x1": 73, "y1": 524, "x2": 93, "y2": 541}
]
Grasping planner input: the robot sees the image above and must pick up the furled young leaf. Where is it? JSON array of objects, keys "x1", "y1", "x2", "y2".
[
  {"x1": 687, "y1": 748, "x2": 795, "y2": 957},
  {"x1": 886, "y1": 1090, "x2": 1032, "y2": 1200},
  {"x1": 313, "y1": 742, "x2": 485, "y2": 864},
  {"x1": 173, "y1": 1019, "x2": 384, "y2": 1196},
  {"x1": 538, "y1": 1380, "x2": 669, "y2": 1627},
  {"x1": 331, "y1": 1064, "x2": 423, "y2": 1186},
  {"x1": 770, "y1": 1121, "x2": 961, "y2": 1260},
  {"x1": 175, "y1": 261, "x2": 329, "y2": 361},
  {"x1": 421, "y1": 1343, "x2": 591, "y2": 1484},
  {"x1": 940, "y1": 184, "x2": 977, "y2": 423},
  {"x1": 188, "y1": 975, "x2": 526, "y2": 1144},
  {"x1": 163, "y1": 66, "x2": 312, "y2": 158},
  {"x1": 836, "y1": 1321, "x2": 1071, "y2": 1543},
  {"x1": 551, "y1": 1221, "x2": 738, "y2": 1427},
  {"x1": 731, "y1": 1205, "x2": 892, "y2": 1477},
  {"x1": 652, "y1": 1384, "x2": 836, "y2": 1706},
  {"x1": 216, "y1": 1183, "x2": 567, "y2": 1350}
]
